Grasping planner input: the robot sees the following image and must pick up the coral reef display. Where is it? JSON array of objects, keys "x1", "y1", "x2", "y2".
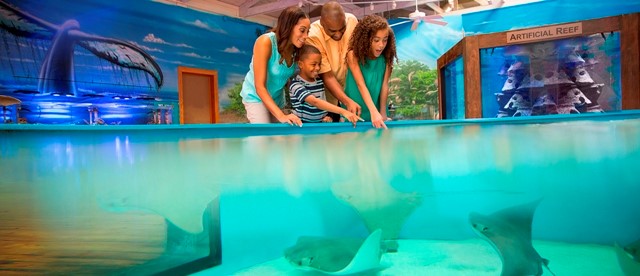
[{"x1": 492, "y1": 34, "x2": 617, "y2": 118}]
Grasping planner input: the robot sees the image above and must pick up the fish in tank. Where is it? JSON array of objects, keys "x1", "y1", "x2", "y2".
[
  {"x1": 481, "y1": 32, "x2": 622, "y2": 118},
  {"x1": 2, "y1": 111, "x2": 640, "y2": 275}
]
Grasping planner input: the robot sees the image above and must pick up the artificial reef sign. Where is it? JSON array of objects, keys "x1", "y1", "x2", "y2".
[{"x1": 506, "y1": 22, "x2": 583, "y2": 44}]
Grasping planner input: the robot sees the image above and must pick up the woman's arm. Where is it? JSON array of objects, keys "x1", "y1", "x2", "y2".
[
  {"x1": 378, "y1": 64, "x2": 392, "y2": 121},
  {"x1": 346, "y1": 51, "x2": 387, "y2": 129},
  {"x1": 252, "y1": 35, "x2": 285, "y2": 119},
  {"x1": 252, "y1": 35, "x2": 301, "y2": 126}
]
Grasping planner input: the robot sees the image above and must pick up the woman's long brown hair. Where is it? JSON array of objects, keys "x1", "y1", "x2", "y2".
[{"x1": 272, "y1": 6, "x2": 308, "y2": 66}]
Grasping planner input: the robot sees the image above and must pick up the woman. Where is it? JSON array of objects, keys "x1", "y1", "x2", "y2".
[
  {"x1": 240, "y1": 6, "x2": 310, "y2": 126},
  {"x1": 344, "y1": 15, "x2": 398, "y2": 129}
]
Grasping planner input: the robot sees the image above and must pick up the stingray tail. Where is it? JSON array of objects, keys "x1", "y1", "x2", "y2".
[{"x1": 542, "y1": 258, "x2": 556, "y2": 276}]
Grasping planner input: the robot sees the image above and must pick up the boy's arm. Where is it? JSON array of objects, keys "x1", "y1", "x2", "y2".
[
  {"x1": 305, "y1": 96, "x2": 347, "y2": 115},
  {"x1": 304, "y1": 96, "x2": 363, "y2": 125}
]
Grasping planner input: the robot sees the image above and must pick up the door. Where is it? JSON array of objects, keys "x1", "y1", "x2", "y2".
[{"x1": 178, "y1": 66, "x2": 219, "y2": 124}]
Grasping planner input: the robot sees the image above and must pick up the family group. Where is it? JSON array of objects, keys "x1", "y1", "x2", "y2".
[{"x1": 240, "y1": 1, "x2": 398, "y2": 129}]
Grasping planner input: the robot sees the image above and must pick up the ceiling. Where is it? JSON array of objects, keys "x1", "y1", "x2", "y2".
[{"x1": 156, "y1": 0, "x2": 527, "y2": 26}]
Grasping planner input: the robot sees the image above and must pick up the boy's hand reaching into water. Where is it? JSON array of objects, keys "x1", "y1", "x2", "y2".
[{"x1": 340, "y1": 110, "x2": 364, "y2": 127}]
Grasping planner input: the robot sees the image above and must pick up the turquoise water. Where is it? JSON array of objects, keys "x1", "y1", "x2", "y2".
[{"x1": 1, "y1": 112, "x2": 640, "y2": 274}]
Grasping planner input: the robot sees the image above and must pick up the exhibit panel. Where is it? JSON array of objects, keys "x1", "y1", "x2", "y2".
[{"x1": 437, "y1": 13, "x2": 640, "y2": 119}]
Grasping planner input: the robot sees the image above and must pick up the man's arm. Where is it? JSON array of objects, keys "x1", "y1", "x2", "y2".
[{"x1": 320, "y1": 71, "x2": 361, "y2": 115}]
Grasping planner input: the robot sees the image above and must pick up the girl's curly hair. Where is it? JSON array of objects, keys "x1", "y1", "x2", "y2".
[
  {"x1": 273, "y1": 6, "x2": 308, "y2": 65},
  {"x1": 348, "y1": 14, "x2": 398, "y2": 69}
]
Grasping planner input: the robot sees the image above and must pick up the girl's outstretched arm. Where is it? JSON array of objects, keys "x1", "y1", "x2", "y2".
[{"x1": 346, "y1": 51, "x2": 387, "y2": 129}]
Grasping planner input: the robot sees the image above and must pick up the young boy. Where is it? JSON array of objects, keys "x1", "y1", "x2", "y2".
[{"x1": 289, "y1": 45, "x2": 363, "y2": 125}]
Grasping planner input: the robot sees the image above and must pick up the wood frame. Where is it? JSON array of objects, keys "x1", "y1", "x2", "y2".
[
  {"x1": 437, "y1": 13, "x2": 640, "y2": 119},
  {"x1": 177, "y1": 66, "x2": 219, "y2": 124}
]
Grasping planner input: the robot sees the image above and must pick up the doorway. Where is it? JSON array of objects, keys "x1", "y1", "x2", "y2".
[{"x1": 178, "y1": 66, "x2": 219, "y2": 124}]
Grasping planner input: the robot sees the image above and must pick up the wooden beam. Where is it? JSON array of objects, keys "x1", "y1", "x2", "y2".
[
  {"x1": 621, "y1": 13, "x2": 640, "y2": 109},
  {"x1": 239, "y1": 0, "x2": 262, "y2": 17},
  {"x1": 341, "y1": 3, "x2": 361, "y2": 13},
  {"x1": 437, "y1": 38, "x2": 465, "y2": 119},
  {"x1": 351, "y1": 0, "x2": 439, "y2": 19},
  {"x1": 474, "y1": 0, "x2": 489, "y2": 5},
  {"x1": 154, "y1": 0, "x2": 276, "y2": 27},
  {"x1": 240, "y1": 0, "x2": 300, "y2": 18},
  {"x1": 426, "y1": 2, "x2": 444, "y2": 14},
  {"x1": 463, "y1": 36, "x2": 481, "y2": 118}
]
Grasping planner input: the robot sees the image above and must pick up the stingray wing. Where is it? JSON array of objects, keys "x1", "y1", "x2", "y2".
[
  {"x1": 330, "y1": 229, "x2": 383, "y2": 275},
  {"x1": 615, "y1": 243, "x2": 640, "y2": 276},
  {"x1": 0, "y1": 0, "x2": 57, "y2": 39},
  {"x1": 73, "y1": 31, "x2": 164, "y2": 88},
  {"x1": 491, "y1": 199, "x2": 542, "y2": 241},
  {"x1": 285, "y1": 229, "x2": 383, "y2": 275}
]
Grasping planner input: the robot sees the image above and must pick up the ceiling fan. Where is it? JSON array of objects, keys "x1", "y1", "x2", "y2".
[{"x1": 389, "y1": 0, "x2": 447, "y2": 30}]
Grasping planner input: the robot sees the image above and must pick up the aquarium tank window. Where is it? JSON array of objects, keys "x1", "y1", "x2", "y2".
[
  {"x1": 443, "y1": 56, "x2": 465, "y2": 119},
  {"x1": 480, "y1": 32, "x2": 622, "y2": 118}
]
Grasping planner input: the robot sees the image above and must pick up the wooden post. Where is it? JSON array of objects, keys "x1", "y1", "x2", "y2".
[
  {"x1": 621, "y1": 13, "x2": 640, "y2": 109},
  {"x1": 463, "y1": 36, "x2": 482, "y2": 118}
]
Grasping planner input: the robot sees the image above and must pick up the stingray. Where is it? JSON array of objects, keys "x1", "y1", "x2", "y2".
[
  {"x1": 623, "y1": 239, "x2": 640, "y2": 261},
  {"x1": 614, "y1": 238, "x2": 640, "y2": 276},
  {"x1": 284, "y1": 229, "x2": 383, "y2": 275},
  {"x1": 331, "y1": 172, "x2": 422, "y2": 252},
  {"x1": 469, "y1": 199, "x2": 555, "y2": 276}
]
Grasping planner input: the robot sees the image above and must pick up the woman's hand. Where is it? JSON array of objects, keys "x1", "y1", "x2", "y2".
[
  {"x1": 277, "y1": 113, "x2": 303, "y2": 127},
  {"x1": 370, "y1": 111, "x2": 387, "y2": 129}
]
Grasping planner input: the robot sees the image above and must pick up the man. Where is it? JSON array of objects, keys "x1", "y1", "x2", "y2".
[{"x1": 306, "y1": 1, "x2": 361, "y2": 120}]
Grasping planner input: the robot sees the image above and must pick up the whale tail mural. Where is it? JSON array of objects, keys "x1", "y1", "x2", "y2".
[{"x1": 0, "y1": 0, "x2": 163, "y2": 96}]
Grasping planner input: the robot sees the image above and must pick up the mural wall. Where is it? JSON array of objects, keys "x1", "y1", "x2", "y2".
[
  {"x1": 2, "y1": 0, "x2": 638, "y2": 124},
  {"x1": 0, "y1": 0, "x2": 267, "y2": 124}
]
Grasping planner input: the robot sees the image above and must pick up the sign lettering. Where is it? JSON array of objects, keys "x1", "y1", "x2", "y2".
[{"x1": 506, "y1": 22, "x2": 583, "y2": 44}]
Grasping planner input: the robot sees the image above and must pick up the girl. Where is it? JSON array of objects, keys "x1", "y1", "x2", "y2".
[
  {"x1": 240, "y1": 6, "x2": 310, "y2": 127},
  {"x1": 344, "y1": 14, "x2": 398, "y2": 129}
]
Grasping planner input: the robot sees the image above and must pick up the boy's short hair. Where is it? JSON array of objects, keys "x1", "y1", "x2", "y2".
[{"x1": 298, "y1": 44, "x2": 321, "y2": 61}]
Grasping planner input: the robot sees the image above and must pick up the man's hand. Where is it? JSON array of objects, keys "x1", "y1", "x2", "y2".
[{"x1": 344, "y1": 99, "x2": 362, "y2": 117}]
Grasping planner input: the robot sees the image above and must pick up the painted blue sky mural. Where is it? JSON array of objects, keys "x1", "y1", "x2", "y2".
[
  {"x1": 461, "y1": 0, "x2": 640, "y2": 36},
  {"x1": 390, "y1": 0, "x2": 640, "y2": 69},
  {"x1": 0, "y1": 0, "x2": 267, "y2": 124},
  {"x1": 391, "y1": 15, "x2": 464, "y2": 70}
]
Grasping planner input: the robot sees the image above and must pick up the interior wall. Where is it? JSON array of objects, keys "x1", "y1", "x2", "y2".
[{"x1": 0, "y1": 0, "x2": 268, "y2": 125}]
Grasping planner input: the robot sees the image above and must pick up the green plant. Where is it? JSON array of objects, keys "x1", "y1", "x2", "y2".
[
  {"x1": 389, "y1": 60, "x2": 439, "y2": 120},
  {"x1": 225, "y1": 82, "x2": 246, "y2": 116}
]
